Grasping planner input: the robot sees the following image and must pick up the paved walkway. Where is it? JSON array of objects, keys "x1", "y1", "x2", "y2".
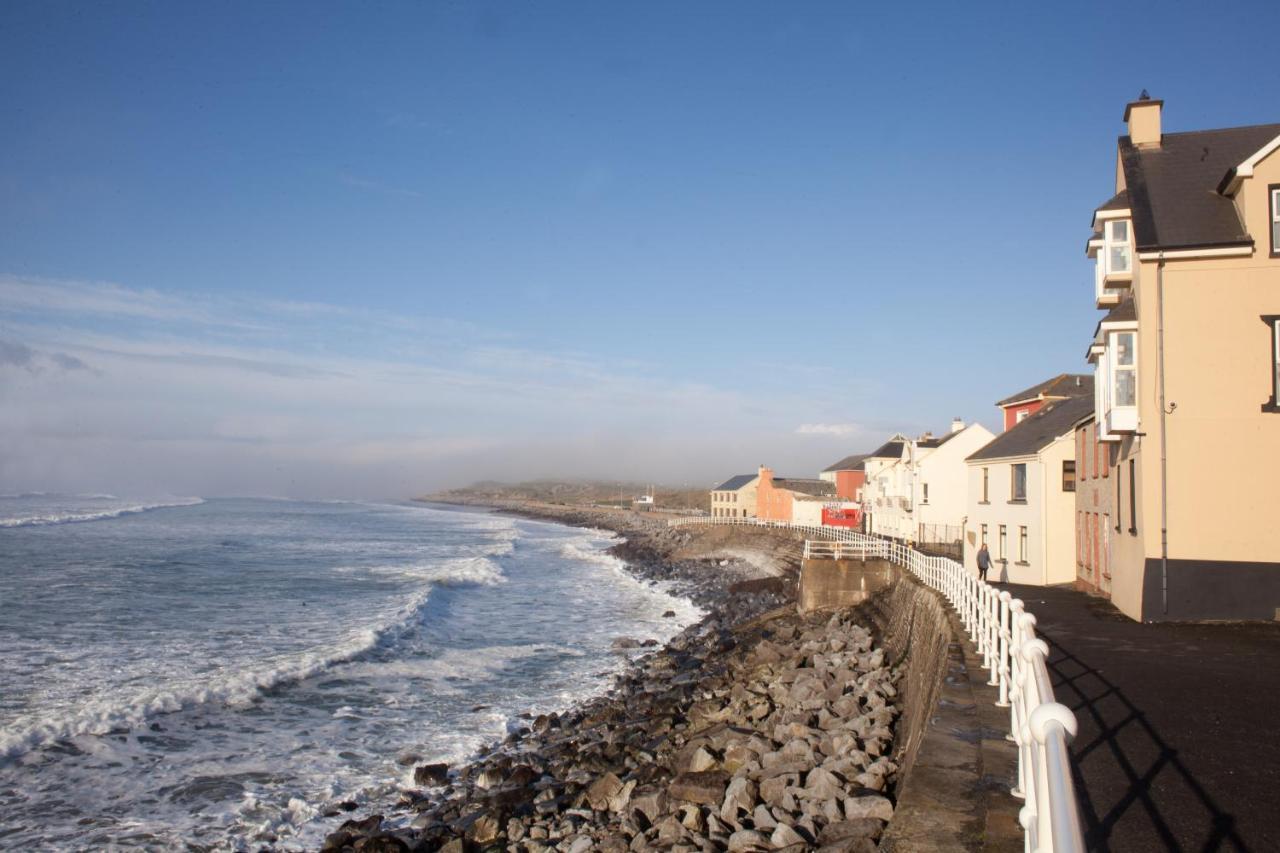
[{"x1": 998, "y1": 583, "x2": 1280, "y2": 853}]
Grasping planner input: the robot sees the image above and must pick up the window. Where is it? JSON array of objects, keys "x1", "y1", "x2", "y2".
[
  {"x1": 981, "y1": 467, "x2": 989, "y2": 503},
  {"x1": 1018, "y1": 526, "x2": 1028, "y2": 563},
  {"x1": 1016, "y1": 409, "x2": 1030, "y2": 423},
  {"x1": 980, "y1": 523, "x2": 988, "y2": 546},
  {"x1": 1128, "y1": 459, "x2": 1138, "y2": 534},
  {"x1": 1271, "y1": 185, "x2": 1280, "y2": 256},
  {"x1": 1111, "y1": 331, "x2": 1137, "y2": 407},
  {"x1": 1264, "y1": 316, "x2": 1280, "y2": 412},
  {"x1": 998, "y1": 525, "x2": 1007, "y2": 560},
  {"x1": 921, "y1": 483, "x2": 929, "y2": 504},
  {"x1": 1063, "y1": 460, "x2": 1076, "y2": 492},
  {"x1": 1010, "y1": 463, "x2": 1027, "y2": 502},
  {"x1": 1105, "y1": 219, "x2": 1132, "y2": 276}
]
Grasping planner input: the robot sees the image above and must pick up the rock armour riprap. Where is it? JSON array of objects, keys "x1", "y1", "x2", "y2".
[{"x1": 322, "y1": 608, "x2": 901, "y2": 853}]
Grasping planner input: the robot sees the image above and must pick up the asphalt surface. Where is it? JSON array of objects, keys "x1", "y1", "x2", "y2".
[{"x1": 999, "y1": 583, "x2": 1280, "y2": 852}]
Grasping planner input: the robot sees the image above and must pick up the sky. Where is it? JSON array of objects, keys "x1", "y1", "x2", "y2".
[{"x1": 1, "y1": 1, "x2": 1276, "y2": 499}]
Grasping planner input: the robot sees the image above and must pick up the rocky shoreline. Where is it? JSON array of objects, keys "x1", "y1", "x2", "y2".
[{"x1": 319, "y1": 505, "x2": 901, "y2": 852}]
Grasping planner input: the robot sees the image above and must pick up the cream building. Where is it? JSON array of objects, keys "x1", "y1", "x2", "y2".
[
  {"x1": 709, "y1": 473, "x2": 758, "y2": 519},
  {"x1": 965, "y1": 396, "x2": 1091, "y2": 585},
  {"x1": 1081, "y1": 95, "x2": 1280, "y2": 620}
]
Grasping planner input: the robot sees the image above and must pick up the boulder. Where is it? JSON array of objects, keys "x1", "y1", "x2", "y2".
[
  {"x1": 718, "y1": 776, "x2": 757, "y2": 822},
  {"x1": 668, "y1": 770, "x2": 729, "y2": 806},
  {"x1": 414, "y1": 763, "x2": 450, "y2": 783},
  {"x1": 585, "y1": 772, "x2": 623, "y2": 811},
  {"x1": 726, "y1": 829, "x2": 771, "y2": 851},
  {"x1": 843, "y1": 794, "x2": 894, "y2": 822}
]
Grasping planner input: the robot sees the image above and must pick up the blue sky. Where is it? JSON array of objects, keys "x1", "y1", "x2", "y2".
[{"x1": 1, "y1": 2, "x2": 1275, "y2": 497}]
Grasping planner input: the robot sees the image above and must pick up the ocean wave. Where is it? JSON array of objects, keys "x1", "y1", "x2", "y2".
[
  {"x1": 0, "y1": 497, "x2": 205, "y2": 528},
  {"x1": 0, "y1": 552, "x2": 508, "y2": 761}
]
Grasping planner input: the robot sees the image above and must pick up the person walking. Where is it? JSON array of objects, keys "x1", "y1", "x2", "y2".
[{"x1": 976, "y1": 542, "x2": 992, "y2": 582}]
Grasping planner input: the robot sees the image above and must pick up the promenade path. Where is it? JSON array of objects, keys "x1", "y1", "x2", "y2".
[{"x1": 998, "y1": 582, "x2": 1280, "y2": 852}]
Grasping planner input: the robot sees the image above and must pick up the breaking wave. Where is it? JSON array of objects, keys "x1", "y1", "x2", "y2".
[{"x1": 0, "y1": 497, "x2": 205, "y2": 528}]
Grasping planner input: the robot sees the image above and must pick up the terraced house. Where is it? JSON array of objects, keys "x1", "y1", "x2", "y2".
[
  {"x1": 1082, "y1": 95, "x2": 1280, "y2": 620},
  {"x1": 710, "y1": 473, "x2": 758, "y2": 519}
]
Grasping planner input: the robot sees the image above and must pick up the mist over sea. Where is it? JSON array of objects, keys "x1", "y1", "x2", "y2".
[{"x1": 0, "y1": 495, "x2": 702, "y2": 850}]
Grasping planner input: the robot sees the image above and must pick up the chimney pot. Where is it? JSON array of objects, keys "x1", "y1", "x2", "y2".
[{"x1": 951, "y1": 418, "x2": 964, "y2": 433}]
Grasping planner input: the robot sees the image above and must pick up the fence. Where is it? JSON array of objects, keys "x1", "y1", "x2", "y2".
[{"x1": 668, "y1": 516, "x2": 1085, "y2": 853}]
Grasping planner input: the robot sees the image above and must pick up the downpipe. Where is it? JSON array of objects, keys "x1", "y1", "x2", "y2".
[{"x1": 1156, "y1": 254, "x2": 1170, "y2": 616}]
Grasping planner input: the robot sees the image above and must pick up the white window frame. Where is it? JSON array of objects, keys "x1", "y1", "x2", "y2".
[
  {"x1": 1104, "y1": 219, "x2": 1132, "y2": 277},
  {"x1": 1010, "y1": 463, "x2": 1027, "y2": 502},
  {"x1": 1265, "y1": 316, "x2": 1280, "y2": 412},
  {"x1": 1018, "y1": 525, "x2": 1028, "y2": 563},
  {"x1": 1270, "y1": 186, "x2": 1280, "y2": 256},
  {"x1": 1104, "y1": 325, "x2": 1139, "y2": 432},
  {"x1": 998, "y1": 524, "x2": 1007, "y2": 560}
]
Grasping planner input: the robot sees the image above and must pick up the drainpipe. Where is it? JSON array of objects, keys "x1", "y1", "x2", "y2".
[{"x1": 1156, "y1": 254, "x2": 1170, "y2": 616}]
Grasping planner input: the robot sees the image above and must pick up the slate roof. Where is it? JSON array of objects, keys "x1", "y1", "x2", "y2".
[
  {"x1": 967, "y1": 396, "x2": 1094, "y2": 462},
  {"x1": 1118, "y1": 123, "x2": 1280, "y2": 251},
  {"x1": 772, "y1": 477, "x2": 836, "y2": 497},
  {"x1": 866, "y1": 439, "x2": 905, "y2": 459},
  {"x1": 917, "y1": 431, "x2": 961, "y2": 449},
  {"x1": 1096, "y1": 189, "x2": 1130, "y2": 212},
  {"x1": 821, "y1": 453, "x2": 869, "y2": 473},
  {"x1": 997, "y1": 374, "x2": 1093, "y2": 407},
  {"x1": 713, "y1": 474, "x2": 757, "y2": 492},
  {"x1": 1102, "y1": 297, "x2": 1137, "y2": 324}
]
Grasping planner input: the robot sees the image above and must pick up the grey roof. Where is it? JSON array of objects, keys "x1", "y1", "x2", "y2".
[
  {"x1": 997, "y1": 374, "x2": 1093, "y2": 407},
  {"x1": 918, "y1": 430, "x2": 961, "y2": 449},
  {"x1": 1119, "y1": 123, "x2": 1280, "y2": 251},
  {"x1": 1102, "y1": 297, "x2": 1136, "y2": 324},
  {"x1": 866, "y1": 439, "x2": 905, "y2": 460},
  {"x1": 1096, "y1": 189, "x2": 1130, "y2": 212},
  {"x1": 772, "y1": 477, "x2": 836, "y2": 497},
  {"x1": 713, "y1": 474, "x2": 757, "y2": 492},
  {"x1": 821, "y1": 453, "x2": 869, "y2": 473},
  {"x1": 967, "y1": 396, "x2": 1094, "y2": 462},
  {"x1": 1091, "y1": 297, "x2": 1138, "y2": 342}
]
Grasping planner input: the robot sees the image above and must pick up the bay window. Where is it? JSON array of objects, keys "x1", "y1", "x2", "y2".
[
  {"x1": 1105, "y1": 328, "x2": 1138, "y2": 432},
  {"x1": 1104, "y1": 219, "x2": 1132, "y2": 277}
]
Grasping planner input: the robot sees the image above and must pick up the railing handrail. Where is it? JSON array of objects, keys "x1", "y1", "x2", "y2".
[{"x1": 668, "y1": 516, "x2": 1085, "y2": 853}]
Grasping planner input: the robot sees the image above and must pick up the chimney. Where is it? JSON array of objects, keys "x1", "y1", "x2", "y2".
[
  {"x1": 1124, "y1": 91, "x2": 1162, "y2": 147},
  {"x1": 951, "y1": 418, "x2": 964, "y2": 434},
  {"x1": 758, "y1": 465, "x2": 773, "y2": 486},
  {"x1": 920, "y1": 431, "x2": 933, "y2": 441}
]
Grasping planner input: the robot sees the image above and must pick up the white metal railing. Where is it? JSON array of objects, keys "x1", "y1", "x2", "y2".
[
  {"x1": 669, "y1": 517, "x2": 1085, "y2": 853},
  {"x1": 802, "y1": 539, "x2": 879, "y2": 561}
]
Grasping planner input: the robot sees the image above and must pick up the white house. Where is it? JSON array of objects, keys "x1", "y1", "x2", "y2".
[
  {"x1": 863, "y1": 421, "x2": 995, "y2": 545},
  {"x1": 964, "y1": 395, "x2": 1092, "y2": 585}
]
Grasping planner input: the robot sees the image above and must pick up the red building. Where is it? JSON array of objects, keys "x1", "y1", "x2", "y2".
[
  {"x1": 996, "y1": 374, "x2": 1093, "y2": 432},
  {"x1": 819, "y1": 453, "x2": 868, "y2": 501}
]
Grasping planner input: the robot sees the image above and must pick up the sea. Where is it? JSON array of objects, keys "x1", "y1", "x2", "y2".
[{"x1": 0, "y1": 495, "x2": 703, "y2": 850}]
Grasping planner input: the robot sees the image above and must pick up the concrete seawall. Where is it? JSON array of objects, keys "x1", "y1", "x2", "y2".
[{"x1": 860, "y1": 573, "x2": 1022, "y2": 851}]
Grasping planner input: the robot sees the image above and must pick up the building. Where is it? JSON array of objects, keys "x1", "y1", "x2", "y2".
[
  {"x1": 1080, "y1": 95, "x2": 1280, "y2": 620},
  {"x1": 819, "y1": 453, "x2": 869, "y2": 501},
  {"x1": 1073, "y1": 413, "x2": 1117, "y2": 597},
  {"x1": 862, "y1": 421, "x2": 995, "y2": 546},
  {"x1": 710, "y1": 474, "x2": 758, "y2": 519},
  {"x1": 965, "y1": 395, "x2": 1091, "y2": 585},
  {"x1": 755, "y1": 466, "x2": 836, "y2": 523},
  {"x1": 996, "y1": 374, "x2": 1093, "y2": 431}
]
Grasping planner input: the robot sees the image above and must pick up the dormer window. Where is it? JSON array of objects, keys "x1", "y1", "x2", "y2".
[{"x1": 1104, "y1": 220, "x2": 1132, "y2": 277}]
